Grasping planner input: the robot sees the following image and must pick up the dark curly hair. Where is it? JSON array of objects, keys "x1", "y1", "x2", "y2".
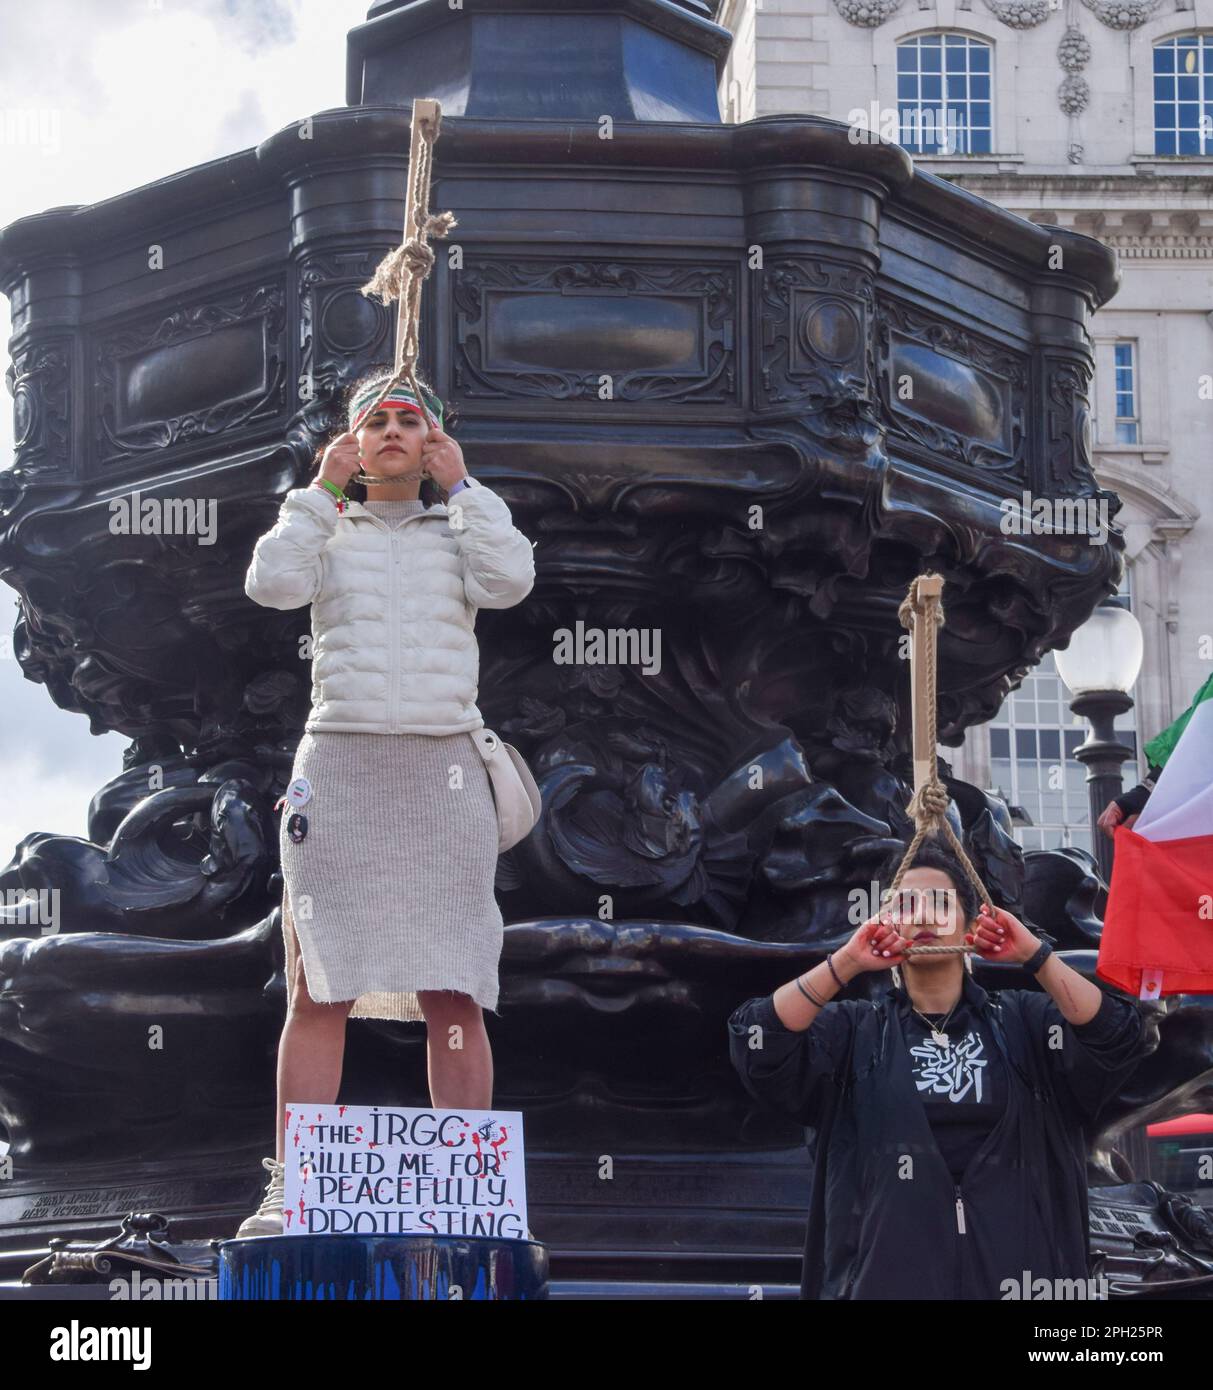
[
  {"x1": 875, "y1": 836, "x2": 980, "y2": 927},
  {"x1": 310, "y1": 365, "x2": 448, "y2": 509}
]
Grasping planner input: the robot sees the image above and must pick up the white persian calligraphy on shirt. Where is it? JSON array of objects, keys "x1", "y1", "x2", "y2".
[{"x1": 909, "y1": 1031, "x2": 989, "y2": 1103}]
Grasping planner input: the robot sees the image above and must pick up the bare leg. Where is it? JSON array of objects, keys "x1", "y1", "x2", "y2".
[
  {"x1": 416, "y1": 991, "x2": 493, "y2": 1109},
  {"x1": 275, "y1": 917, "x2": 355, "y2": 1163}
]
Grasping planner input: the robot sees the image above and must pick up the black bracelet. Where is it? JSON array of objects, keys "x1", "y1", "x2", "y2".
[
  {"x1": 796, "y1": 974, "x2": 826, "y2": 1008},
  {"x1": 826, "y1": 953, "x2": 844, "y2": 989},
  {"x1": 1023, "y1": 939, "x2": 1054, "y2": 975}
]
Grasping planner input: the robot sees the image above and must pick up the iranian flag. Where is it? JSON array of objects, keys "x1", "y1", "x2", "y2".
[{"x1": 1099, "y1": 697, "x2": 1213, "y2": 998}]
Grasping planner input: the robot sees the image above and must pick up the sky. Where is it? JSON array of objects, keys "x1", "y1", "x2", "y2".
[{"x1": 0, "y1": 0, "x2": 372, "y2": 863}]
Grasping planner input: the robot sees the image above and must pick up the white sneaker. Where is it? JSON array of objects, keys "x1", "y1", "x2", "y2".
[{"x1": 235, "y1": 1156, "x2": 286, "y2": 1238}]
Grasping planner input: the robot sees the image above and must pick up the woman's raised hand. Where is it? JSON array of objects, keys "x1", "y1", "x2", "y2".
[
  {"x1": 966, "y1": 903, "x2": 1040, "y2": 965},
  {"x1": 420, "y1": 426, "x2": 468, "y2": 491},
  {"x1": 839, "y1": 910, "x2": 910, "y2": 974},
  {"x1": 318, "y1": 432, "x2": 365, "y2": 490}
]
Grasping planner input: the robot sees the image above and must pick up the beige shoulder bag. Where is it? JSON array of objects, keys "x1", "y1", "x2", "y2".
[{"x1": 468, "y1": 727, "x2": 541, "y2": 852}]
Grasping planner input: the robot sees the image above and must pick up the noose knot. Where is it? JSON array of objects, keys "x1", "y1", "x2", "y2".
[
  {"x1": 907, "y1": 777, "x2": 951, "y2": 824},
  {"x1": 403, "y1": 237, "x2": 435, "y2": 277},
  {"x1": 359, "y1": 214, "x2": 458, "y2": 305},
  {"x1": 898, "y1": 584, "x2": 946, "y2": 634}
]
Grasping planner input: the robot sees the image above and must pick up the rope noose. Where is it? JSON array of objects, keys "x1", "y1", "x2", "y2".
[
  {"x1": 887, "y1": 573, "x2": 993, "y2": 957},
  {"x1": 355, "y1": 98, "x2": 457, "y2": 484}
]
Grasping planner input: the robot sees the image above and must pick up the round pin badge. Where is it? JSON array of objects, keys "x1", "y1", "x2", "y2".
[{"x1": 285, "y1": 776, "x2": 313, "y2": 809}]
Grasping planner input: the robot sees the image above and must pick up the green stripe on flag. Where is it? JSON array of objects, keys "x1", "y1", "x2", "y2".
[{"x1": 1144, "y1": 670, "x2": 1213, "y2": 769}]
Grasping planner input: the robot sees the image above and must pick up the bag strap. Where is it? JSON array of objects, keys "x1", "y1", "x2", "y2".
[{"x1": 468, "y1": 727, "x2": 502, "y2": 763}]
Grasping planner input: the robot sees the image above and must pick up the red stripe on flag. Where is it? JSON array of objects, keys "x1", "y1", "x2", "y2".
[{"x1": 1098, "y1": 825, "x2": 1213, "y2": 996}]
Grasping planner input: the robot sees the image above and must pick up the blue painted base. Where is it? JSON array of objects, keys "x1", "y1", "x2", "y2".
[{"x1": 216, "y1": 1233, "x2": 549, "y2": 1300}]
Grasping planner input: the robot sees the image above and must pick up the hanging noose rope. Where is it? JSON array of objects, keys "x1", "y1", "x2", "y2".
[
  {"x1": 355, "y1": 97, "x2": 457, "y2": 472},
  {"x1": 886, "y1": 573, "x2": 993, "y2": 957}
]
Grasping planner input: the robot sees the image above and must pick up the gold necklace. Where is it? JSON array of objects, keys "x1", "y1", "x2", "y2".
[{"x1": 910, "y1": 999, "x2": 960, "y2": 1048}]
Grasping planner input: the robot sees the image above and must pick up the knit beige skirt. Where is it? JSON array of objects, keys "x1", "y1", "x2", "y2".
[{"x1": 279, "y1": 730, "x2": 504, "y2": 1023}]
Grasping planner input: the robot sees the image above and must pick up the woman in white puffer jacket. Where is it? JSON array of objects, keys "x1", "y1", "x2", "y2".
[{"x1": 237, "y1": 368, "x2": 535, "y2": 1236}]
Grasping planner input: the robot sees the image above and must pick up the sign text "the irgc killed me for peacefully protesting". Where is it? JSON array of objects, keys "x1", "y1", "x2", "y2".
[{"x1": 283, "y1": 1104, "x2": 528, "y2": 1238}]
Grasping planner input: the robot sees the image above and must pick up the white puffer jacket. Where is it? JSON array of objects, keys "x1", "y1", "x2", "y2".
[{"x1": 244, "y1": 479, "x2": 535, "y2": 734}]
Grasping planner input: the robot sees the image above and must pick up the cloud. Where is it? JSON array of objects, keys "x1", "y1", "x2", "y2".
[
  {"x1": 0, "y1": 1, "x2": 370, "y2": 470},
  {"x1": 220, "y1": 0, "x2": 300, "y2": 51},
  {"x1": 0, "y1": 0, "x2": 368, "y2": 228},
  {"x1": 214, "y1": 87, "x2": 272, "y2": 154},
  {"x1": 0, "y1": 729, "x2": 125, "y2": 862}
]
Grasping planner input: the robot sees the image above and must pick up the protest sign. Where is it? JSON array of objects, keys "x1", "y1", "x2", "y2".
[{"x1": 282, "y1": 1104, "x2": 528, "y2": 1238}]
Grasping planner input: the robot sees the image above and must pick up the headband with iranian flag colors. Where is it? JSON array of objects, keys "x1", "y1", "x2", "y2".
[{"x1": 348, "y1": 378, "x2": 444, "y2": 433}]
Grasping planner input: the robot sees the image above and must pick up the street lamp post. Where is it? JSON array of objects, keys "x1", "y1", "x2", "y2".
[
  {"x1": 1066, "y1": 689, "x2": 1136, "y2": 884},
  {"x1": 1054, "y1": 597, "x2": 1144, "y2": 885}
]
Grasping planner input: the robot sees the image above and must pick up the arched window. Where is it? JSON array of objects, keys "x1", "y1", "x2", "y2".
[
  {"x1": 896, "y1": 33, "x2": 992, "y2": 155},
  {"x1": 1153, "y1": 33, "x2": 1213, "y2": 155}
]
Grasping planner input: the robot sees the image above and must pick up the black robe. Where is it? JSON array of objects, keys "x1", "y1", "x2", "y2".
[{"x1": 727, "y1": 971, "x2": 1150, "y2": 1299}]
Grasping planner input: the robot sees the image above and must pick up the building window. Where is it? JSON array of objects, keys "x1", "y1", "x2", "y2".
[
  {"x1": 989, "y1": 654, "x2": 1095, "y2": 853},
  {"x1": 1153, "y1": 34, "x2": 1213, "y2": 155},
  {"x1": 1114, "y1": 341, "x2": 1140, "y2": 444},
  {"x1": 988, "y1": 576, "x2": 1137, "y2": 855},
  {"x1": 896, "y1": 34, "x2": 992, "y2": 155}
]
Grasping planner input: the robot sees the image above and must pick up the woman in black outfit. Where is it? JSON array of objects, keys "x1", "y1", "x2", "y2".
[{"x1": 728, "y1": 840, "x2": 1151, "y2": 1300}]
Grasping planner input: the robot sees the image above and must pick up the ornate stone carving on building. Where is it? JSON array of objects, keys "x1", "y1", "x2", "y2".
[
  {"x1": 981, "y1": 0, "x2": 1052, "y2": 29},
  {"x1": 1057, "y1": 25, "x2": 1092, "y2": 69},
  {"x1": 1055, "y1": 25, "x2": 1093, "y2": 126},
  {"x1": 1059, "y1": 74, "x2": 1091, "y2": 114},
  {"x1": 1079, "y1": 0, "x2": 1161, "y2": 29},
  {"x1": 832, "y1": 0, "x2": 904, "y2": 27},
  {"x1": 834, "y1": 0, "x2": 1064, "y2": 28}
]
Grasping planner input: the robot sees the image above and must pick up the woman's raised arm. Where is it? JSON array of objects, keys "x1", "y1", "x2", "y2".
[
  {"x1": 970, "y1": 902, "x2": 1151, "y2": 1121},
  {"x1": 244, "y1": 486, "x2": 338, "y2": 611},
  {"x1": 727, "y1": 914, "x2": 907, "y2": 1123},
  {"x1": 245, "y1": 434, "x2": 361, "y2": 610},
  {"x1": 448, "y1": 481, "x2": 536, "y2": 611}
]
